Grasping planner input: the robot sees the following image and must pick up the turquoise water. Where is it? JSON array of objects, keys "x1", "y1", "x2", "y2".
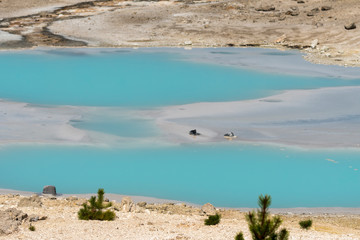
[
  {"x1": 0, "y1": 48, "x2": 360, "y2": 207},
  {"x1": 1, "y1": 49, "x2": 360, "y2": 106},
  {"x1": 0, "y1": 144, "x2": 359, "y2": 208}
]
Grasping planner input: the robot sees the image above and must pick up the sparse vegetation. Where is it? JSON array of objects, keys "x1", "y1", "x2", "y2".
[
  {"x1": 235, "y1": 232, "x2": 245, "y2": 240},
  {"x1": 78, "y1": 188, "x2": 115, "y2": 221},
  {"x1": 236, "y1": 194, "x2": 289, "y2": 240},
  {"x1": 204, "y1": 213, "x2": 221, "y2": 225},
  {"x1": 299, "y1": 219, "x2": 312, "y2": 230},
  {"x1": 29, "y1": 225, "x2": 35, "y2": 231}
]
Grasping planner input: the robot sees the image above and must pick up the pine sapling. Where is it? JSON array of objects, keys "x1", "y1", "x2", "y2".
[
  {"x1": 236, "y1": 194, "x2": 289, "y2": 240},
  {"x1": 78, "y1": 188, "x2": 115, "y2": 221}
]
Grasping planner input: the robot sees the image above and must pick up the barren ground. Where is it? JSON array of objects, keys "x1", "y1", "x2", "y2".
[
  {"x1": 0, "y1": 0, "x2": 359, "y2": 66},
  {"x1": 1, "y1": 194, "x2": 360, "y2": 240}
]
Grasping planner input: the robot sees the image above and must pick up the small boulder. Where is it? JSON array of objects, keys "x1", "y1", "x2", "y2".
[
  {"x1": 43, "y1": 185, "x2": 56, "y2": 196},
  {"x1": 311, "y1": 39, "x2": 318, "y2": 49},
  {"x1": 137, "y1": 201, "x2": 147, "y2": 208},
  {"x1": 345, "y1": 23, "x2": 356, "y2": 30},
  {"x1": 321, "y1": 6, "x2": 332, "y2": 11},
  {"x1": 18, "y1": 195, "x2": 42, "y2": 208},
  {"x1": 28, "y1": 214, "x2": 47, "y2": 222},
  {"x1": 0, "y1": 208, "x2": 28, "y2": 235},
  {"x1": 65, "y1": 196, "x2": 78, "y2": 201},
  {"x1": 201, "y1": 203, "x2": 216, "y2": 215},
  {"x1": 120, "y1": 196, "x2": 135, "y2": 212},
  {"x1": 286, "y1": 6, "x2": 299, "y2": 16},
  {"x1": 255, "y1": 5, "x2": 275, "y2": 11},
  {"x1": 0, "y1": 22, "x2": 10, "y2": 28}
]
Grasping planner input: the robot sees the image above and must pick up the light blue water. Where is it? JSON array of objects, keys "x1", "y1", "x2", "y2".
[
  {"x1": 1, "y1": 49, "x2": 360, "y2": 106},
  {"x1": 0, "y1": 48, "x2": 360, "y2": 207},
  {"x1": 0, "y1": 144, "x2": 359, "y2": 208}
]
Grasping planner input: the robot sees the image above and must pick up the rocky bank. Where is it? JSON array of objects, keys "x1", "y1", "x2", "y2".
[{"x1": 0, "y1": 194, "x2": 359, "y2": 239}]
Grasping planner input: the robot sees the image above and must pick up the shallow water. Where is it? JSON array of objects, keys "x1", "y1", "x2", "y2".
[
  {"x1": 0, "y1": 144, "x2": 359, "y2": 208},
  {"x1": 1, "y1": 48, "x2": 360, "y2": 106},
  {"x1": 0, "y1": 48, "x2": 360, "y2": 207}
]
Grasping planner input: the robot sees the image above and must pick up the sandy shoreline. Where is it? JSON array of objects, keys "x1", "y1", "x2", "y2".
[
  {"x1": 1, "y1": 189, "x2": 360, "y2": 239},
  {"x1": 1, "y1": 188, "x2": 360, "y2": 215}
]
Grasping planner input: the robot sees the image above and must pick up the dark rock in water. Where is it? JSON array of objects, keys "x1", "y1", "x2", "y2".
[
  {"x1": 321, "y1": 6, "x2": 332, "y2": 11},
  {"x1": 0, "y1": 208, "x2": 28, "y2": 235},
  {"x1": 344, "y1": 23, "x2": 356, "y2": 30},
  {"x1": 43, "y1": 185, "x2": 56, "y2": 196},
  {"x1": 224, "y1": 132, "x2": 235, "y2": 137},
  {"x1": 255, "y1": 5, "x2": 275, "y2": 11},
  {"x1": 189, "y1": 129, "x2": 200, "y2": 136}
]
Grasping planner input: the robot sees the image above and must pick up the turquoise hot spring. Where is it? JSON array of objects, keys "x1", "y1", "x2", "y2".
[{"x1": 0, "y1": 48, "x2": 359, "y2": 208}]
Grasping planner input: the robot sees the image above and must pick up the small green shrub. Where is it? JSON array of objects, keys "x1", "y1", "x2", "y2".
[
  {"x1": 204, "y1": 213, "x2": 221, "y2": 225},
  {"x1": 29, "y1": 225, "x2": 35, "y2": 231},
  {"x1": 234, "y1": 232, "x2": 245, "y2": 240},
  {"x1": 78, "y1": 188, "x2": 115, "y2": 221},
  {"x1": 236, "y1": 194, "x2": 289, "y2": 240},
  {"x1": 299, "y1": 219, "x2": 312, "y2": 230}
]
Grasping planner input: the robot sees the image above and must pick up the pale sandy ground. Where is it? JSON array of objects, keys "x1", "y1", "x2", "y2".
[
  {"x1": 0, "y1": 0, "x2": 86, "y2": 19},
  {"x1": 0, "y1": 193, "x2": 360, "y2": 240},
  {"x1": 146, "y1": 86, "x2": 360, "y2": 148},
  {"x1": 2, "y1": 85, "x2": 360, "y2": 148}
]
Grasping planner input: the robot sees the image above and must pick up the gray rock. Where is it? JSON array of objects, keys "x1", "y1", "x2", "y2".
[
  {"x1": 307, "y1": 12, "x2": 314, "y2": 17},
  {"x1": 0, "y1": 22, "x2": 10, "y2": 28},
  {"x1": 42, "y1": 185, "x2": 56, "y2": 195},
  {"x1": 255, "y1": 5, "x2": 275, "y2": 12},
  {"x1": 65, "y1": 196, "x2": 78, "y2": 201},
  {"x1": 137, "y1": 201, "x2": 147, "y2": 208},
  {"x1": 0, "y1": 208, "x2": 28, "y2": 235},
  {"x1": 120, "y1": 196, "x2": 135, "y2": 212},
  {"x1": 345, "y1": 22, "x2": 356, "y2": 30},
  {"x1": 286, "y1": 6, "x2": 299, "y2": 16},
  {"x1": 17, "y1": 195, "x2": 42, "y2": 208},
  {"x1": 28, "y1": 214, "x2": 47, "y2": 222},
  {"x1": 321, "y1": 6, "x2": 332, "y2": 11},
  {"x1": 311, "y1": 7, "x2": 320, "y2": 13},
  {"x1": 201, "y1": 203, "x2": 216, "y2": 215},
  {"x1": 311, "y1": 39, "x2": 318, "y2": 49}
]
